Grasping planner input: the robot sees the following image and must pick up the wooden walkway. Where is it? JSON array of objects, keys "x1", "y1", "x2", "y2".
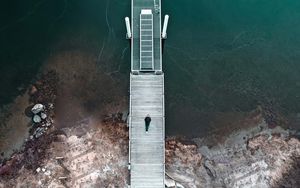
[
  {"x1": 128, "y1": 0, "x2": 165, "y2": 187},
  {"x1": 129, "y1": 75, "x2": 165, "y2": 187}
]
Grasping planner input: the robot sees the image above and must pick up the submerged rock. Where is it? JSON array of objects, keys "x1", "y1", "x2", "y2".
[
  {"x1": 31, "y1": 104, "x2": 44, "y2": 114},
  {"x1": 29, "y1": 85, "x2": 38, "y2": 95}
]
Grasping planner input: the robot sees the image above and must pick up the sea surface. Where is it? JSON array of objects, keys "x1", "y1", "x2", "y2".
[{"x1": 1, "y1": 0, "x2": 300, "y2": 138}]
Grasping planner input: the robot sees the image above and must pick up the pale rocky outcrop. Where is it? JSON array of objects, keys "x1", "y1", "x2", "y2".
[
  {"x1": 165, "y1": 120, "x2": 300, "y2": 188},
  {"x1": 0, "y1": 118, "x2": 129, "y2": 188}
]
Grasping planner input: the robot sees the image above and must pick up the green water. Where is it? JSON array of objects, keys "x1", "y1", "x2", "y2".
[
  {"x1": 1, "y1": 0, "x2": 300, "y2": 137},
  {"x1": 0, "y1": 0, "x2": 130, "y2": 105},
  {"x1": 163, "y1": 0, "x2": 300, "y2": 136}
]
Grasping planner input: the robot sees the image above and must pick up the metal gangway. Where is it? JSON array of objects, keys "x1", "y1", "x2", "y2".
[{"x1": 125, "y1": 0, "x2": 169, "y2": 187}]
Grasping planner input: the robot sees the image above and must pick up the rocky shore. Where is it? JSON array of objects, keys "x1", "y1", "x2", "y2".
[
  {"x1": 0, "y1": 68, "x2": 129, "y2": 187},
  {"x1": 0, "y1": 71, "x2": 58, "y2": 178},
  {"x1": 1, "y1": 108, "x2": 299, "y2": 187},
  {"x1": 0, "y1": 70, "x2": 299, "y2": 187}
]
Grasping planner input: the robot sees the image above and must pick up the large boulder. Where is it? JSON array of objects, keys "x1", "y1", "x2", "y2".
[
  {"x1": 31, "y1": 104, "x2": 44, "y2": 114},
  {"x1": 33, "y1": 115, "x2": 42, "y2": 123}
]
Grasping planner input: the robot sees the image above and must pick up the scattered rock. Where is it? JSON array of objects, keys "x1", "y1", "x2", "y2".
[
  {"x1": 33, "y1": 127, "x2": 45, "y2": 138},
  {"x1": 48, "y1": 103, "x2": 54, "y2": 109},
  {"x1": 46, "y1": 121, "x2": 51, "y2": 127},
  {"x1": 203, "y1": 160, "x2": 216, "y2": 179},
  {"x1": 40, "y1": 113, "x2": 47, "y2": 120},
  {"x1": 36, "y1": 167, "x2": 41, "y2": 173},
  {"x1": 44, "y1": 170, "x2": 51, "y2": 176}
]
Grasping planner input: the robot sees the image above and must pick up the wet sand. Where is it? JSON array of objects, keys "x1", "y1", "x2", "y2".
[
  {"x1": 45, "y1": 50, "x2": 128, "y2": 129},
  {"x1": 0, "y1": 93, "x2": 31, "y2": 159}
]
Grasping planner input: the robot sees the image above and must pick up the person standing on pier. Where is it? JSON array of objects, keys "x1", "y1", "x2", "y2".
[{"x1": 144, "y1": 114, "x2": 151, "y2": 133}]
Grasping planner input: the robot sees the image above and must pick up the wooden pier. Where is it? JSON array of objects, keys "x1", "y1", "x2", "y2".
[{"x1": 128, "y1": 0, "x2": 165, "y2": 187}]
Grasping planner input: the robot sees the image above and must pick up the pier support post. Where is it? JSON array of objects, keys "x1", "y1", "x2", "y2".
[
  {"x1": 125, "y1": 17, "x2": 132, "y2": 39},
  {"x1": 162, "y1": 15, "x2": 169, "y2": 39}
]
